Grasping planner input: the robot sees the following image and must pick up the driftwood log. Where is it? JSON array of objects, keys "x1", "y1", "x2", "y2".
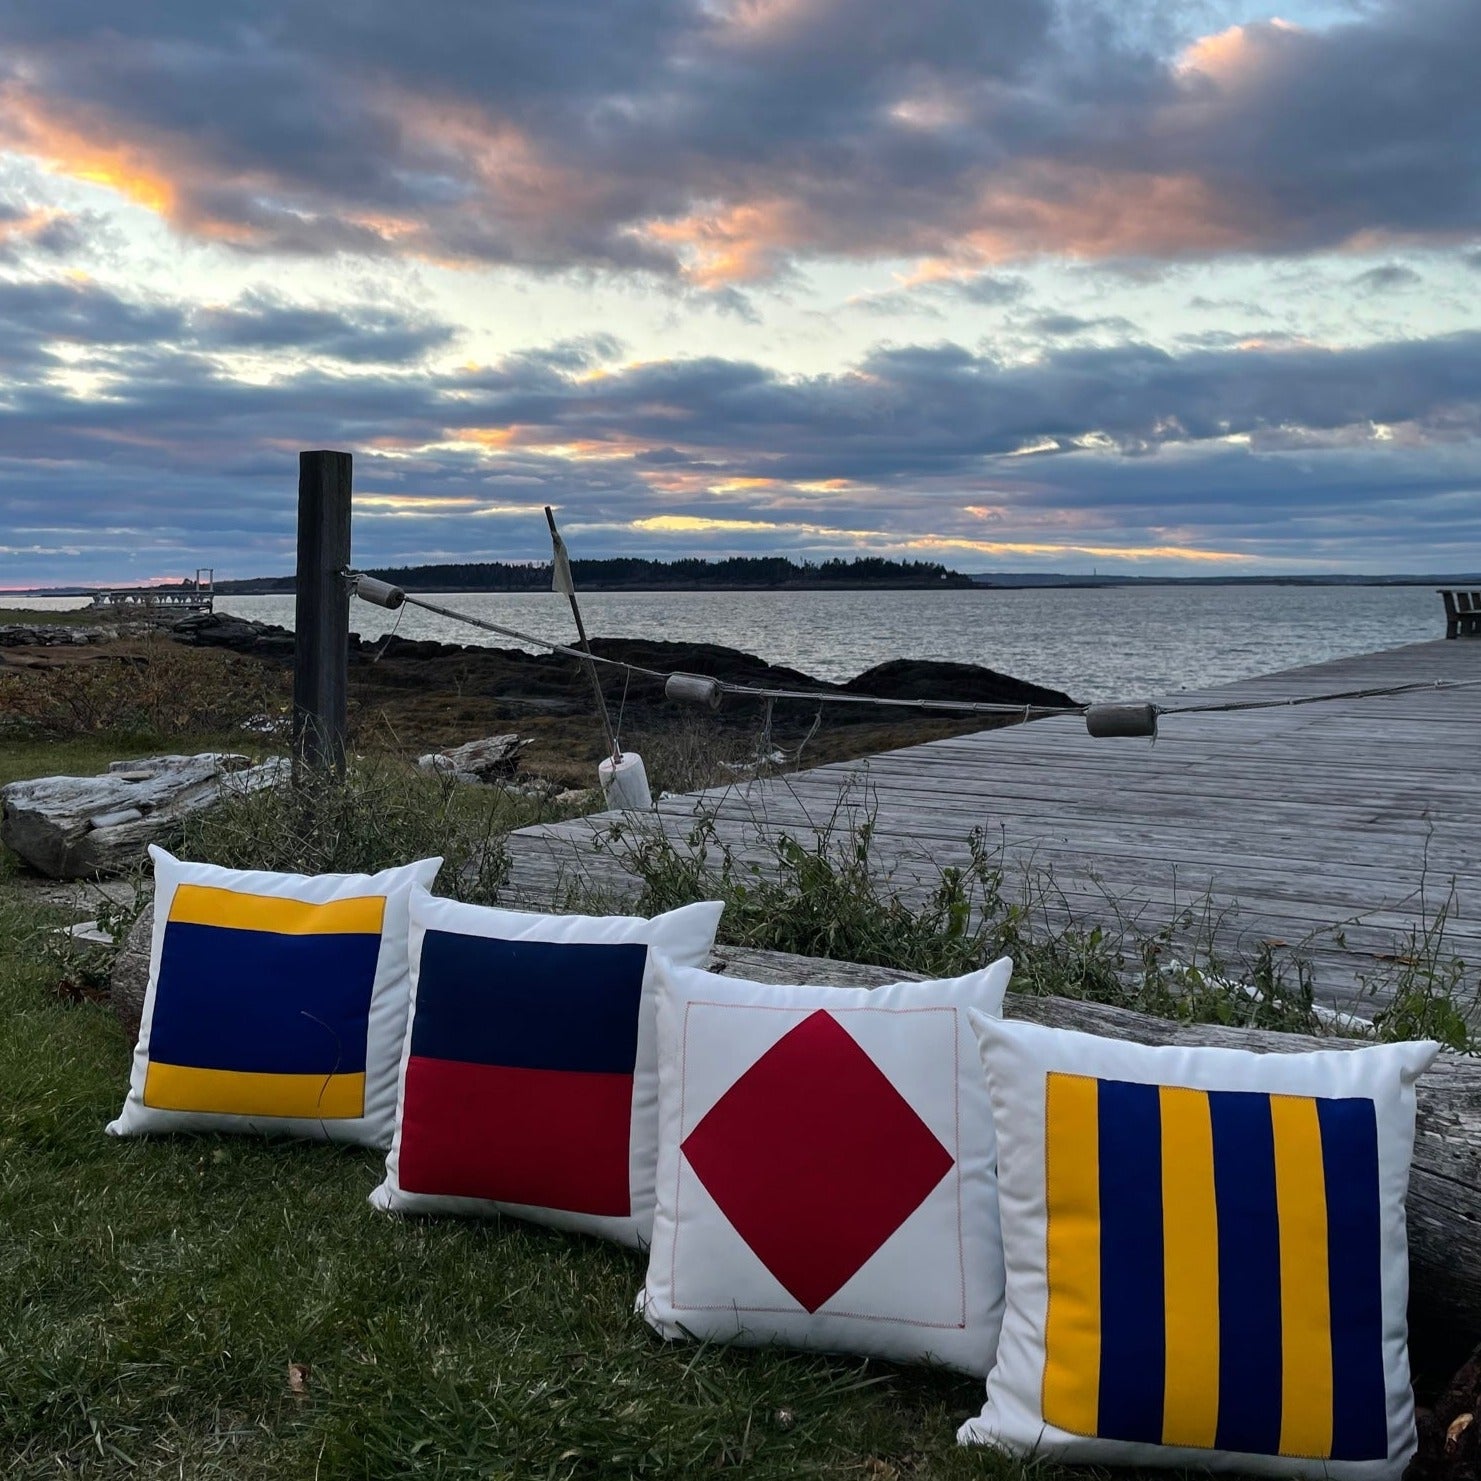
[
  {"x1": 1, "y1": 753, "x2": 287, "y2": 879},
  {"x1": 713, "y1": 945, "x2": 1481, "y2": 1355},
  {"x1": 415, "y1": 733, "x2": 531, "y2": 784}
]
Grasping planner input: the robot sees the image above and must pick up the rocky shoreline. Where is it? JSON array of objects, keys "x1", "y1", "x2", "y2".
[{"x1": 2, "y1": 610, "x2": 1080, "y2": 786}]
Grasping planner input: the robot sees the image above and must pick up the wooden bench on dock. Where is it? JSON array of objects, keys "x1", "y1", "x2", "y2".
[{"x1": 1440, "y1": 588, "x2": 1481, "y2": 638}]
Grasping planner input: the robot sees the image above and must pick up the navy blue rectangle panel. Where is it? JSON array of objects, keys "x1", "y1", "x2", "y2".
[
  {"x1": 411, "y1": 931, "x2": 648, "y2": 1074},
  {"x1": 1209, "y1": 1089, "x2": 1284, "y2": 1456},
  {"x1": 1097, "y1": 1077, "x2": 1166, "y2": 1445},
  {"x1": 1319, "y1": 1096, "x2": 1387, "y2": 1462},
  {"x1": 148, "y1": 921, "x2": 379, "y2": 1073}
]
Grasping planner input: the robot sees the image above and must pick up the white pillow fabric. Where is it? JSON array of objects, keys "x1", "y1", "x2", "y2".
[
  {"x1": 108, "y1": 845, "x2": 442, "y2": 1148},
  {"x1": 638, "y1": 955, "x2": 1014, "y2": 1374},
  {"x1": 961, "y1": 1014, "x2": 1439, "y2": 1479},
  {"x1": 371, "y1": 890, "x2": 724, "y2": 1248}
]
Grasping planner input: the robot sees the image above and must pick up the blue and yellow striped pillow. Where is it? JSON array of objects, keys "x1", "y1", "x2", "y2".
[
  {"x1": 109, "y1": 847, "x2": 442, "y2": 1147},
  {"x1": 962, "y1": 1015, "x2": 1438, "y2": 1479},
  {"x1": 143, "y1": 883, "x2": 386, "y2": 1120}
]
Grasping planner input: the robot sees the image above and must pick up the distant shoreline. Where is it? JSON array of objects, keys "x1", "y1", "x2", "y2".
[{"x1": 4, "y1": 573, "x2": 1476, "y2": 599}]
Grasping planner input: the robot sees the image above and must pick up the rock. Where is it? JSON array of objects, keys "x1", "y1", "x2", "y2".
[
  {"x1": 0, "y1": 752, "x2": 289, "y2": 879},
  {"x1": 110, "y1": 906, "x2": 154, "y2": 1039},
  {"x1": 416, "y1": 733, "x2": 531, "y2": 783}
]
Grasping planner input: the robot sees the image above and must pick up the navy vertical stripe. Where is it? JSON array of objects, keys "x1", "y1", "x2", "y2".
[
  {"x1": 1097, "y1": 1078, "x2": 1166, "y2": 1444},
  {"x1": 1319, "y1": 1097, "x2": 1388, "y2": 1462},
  {"x1": 1209, "y1": 1090, "x2": 1284, "y2": 1455}
]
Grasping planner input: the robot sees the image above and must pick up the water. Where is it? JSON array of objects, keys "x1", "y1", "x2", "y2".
[{"x1": 10, "y1": 585, "x2": 1444, "y2": 701}]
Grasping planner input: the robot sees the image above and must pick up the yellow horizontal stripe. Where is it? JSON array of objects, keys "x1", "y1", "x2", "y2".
[
  {"x1": 1043, "y1": 1072, "x2": 1101, "y2": 1438},
  {"x1": 1160, "y1": 1085, "x2": 1220, "y2": 1448},
  {"x1": 143, "y1": 1062, "x2": 366, "y2": 1119},
  {"x1": 1272, "y1": 1094, "x2": 1334, "y2": 1458},
  {"x1": 168, "y1": 884, "x2": 384, "y2": 936}
]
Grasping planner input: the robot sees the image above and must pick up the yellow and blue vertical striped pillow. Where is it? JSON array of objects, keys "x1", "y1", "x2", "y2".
[
  {"x1": 962, "y1": 1015, "x2": 1438, "y2": 1480},
  {"x1": 108, "y1": 846, "x2": 442, "y2": 1148}
]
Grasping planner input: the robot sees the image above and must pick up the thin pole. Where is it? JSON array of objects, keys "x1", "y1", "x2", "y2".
[{"x1": 544, "y1": 505, "x2": 621, "y2": 762}]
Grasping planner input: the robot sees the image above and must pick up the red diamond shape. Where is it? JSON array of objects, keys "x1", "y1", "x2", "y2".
[{"x1": 680, "y1": 1009, "x2": 954, "y2": 1313}]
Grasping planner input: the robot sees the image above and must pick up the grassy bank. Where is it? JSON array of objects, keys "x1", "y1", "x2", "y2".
[
  {"x1": 0, "y1": 883, "x2": 1014, "y2": 1479},
  {"x1": 2, "y1": 714, "x2": 1474, "y2": 1475}
]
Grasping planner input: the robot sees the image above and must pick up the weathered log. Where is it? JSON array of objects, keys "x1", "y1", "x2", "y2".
[
  {"x1": 711, "y1": 945, "x2": 1481, "y2": 1351},
  {"x1": 416, "y1": 733, "x2": 531, "y2": 784},
  {"x1": 1, "y1": 753, "x2": 288, "y2": 878},
  {"x1": 110, "y1": 906, "x2": 155, "y2": 1039}
]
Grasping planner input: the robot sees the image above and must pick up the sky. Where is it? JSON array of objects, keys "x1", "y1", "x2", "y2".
[{"x1": 0, "y1": 0, "x2": 1478, "y2": 586}]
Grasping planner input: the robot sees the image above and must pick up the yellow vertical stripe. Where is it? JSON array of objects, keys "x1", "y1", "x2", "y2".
[
  {"x1": 1043, "y1": 1072, "x2": 1101, "y2": 1437},
  {"x1": 168, "y1": 884, "x2": 385, "y2": 935},
  {"x1": 1271, "y1": 1094, "x2": 1334, "y2": 1458},
  {"x1": 1159, "y1": 1086, "x2": 1221, "y2": 1447}
]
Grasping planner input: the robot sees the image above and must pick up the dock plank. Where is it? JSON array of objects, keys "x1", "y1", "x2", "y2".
[{"x1": 506, "y1": 639, "x2": 1480, "y2": 1014}]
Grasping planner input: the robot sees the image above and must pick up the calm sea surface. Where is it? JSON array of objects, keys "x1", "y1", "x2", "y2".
[{"x1": 13, "y1": 585, "x2": 1444, "y2": 702}]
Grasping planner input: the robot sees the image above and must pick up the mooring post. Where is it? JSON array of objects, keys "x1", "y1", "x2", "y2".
[{"x1": 292, "y1": 449, "x2": 352, "y2": 777}]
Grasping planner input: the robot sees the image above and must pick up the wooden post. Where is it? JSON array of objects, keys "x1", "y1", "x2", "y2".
[{"x1": 292, "y1": 450, "x2": 352, "y2": 776}]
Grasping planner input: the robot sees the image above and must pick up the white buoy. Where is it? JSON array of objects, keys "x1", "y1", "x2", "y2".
[
  {"x1": 598, "y1": 751, "x2": 653, "y2": 810},
  {"x1": 665, "y1": 672, "x2": 724, "y2": 710},
  {"x1": 355, "y1": 575, "x2": 405, "y2": 609},
  {"x1": 1084, "y1": 702, "x2": 1158, "y2": 739}
]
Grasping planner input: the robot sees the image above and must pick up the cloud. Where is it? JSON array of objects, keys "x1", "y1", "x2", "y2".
[
  {"x1": 1352, "y1": 263, "x2": 1422, "y2": 292},
  {"x1": 1030, "y1": 311, "x2": 1139, "y2": 336},
  {"x1": 0, "y1": 0, "x2": 1475, "y2": 284},
  {"x1": 1, "y1": 265, "x2": 1477, "y2": 584},
  {"x1": 0, "y1": 278, "x2": 457, "y2": 371}
]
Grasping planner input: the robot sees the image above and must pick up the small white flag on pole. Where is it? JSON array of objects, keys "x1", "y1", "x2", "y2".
[{"x1": 551, "y1": 528, "x2": 576, "y2": 596}]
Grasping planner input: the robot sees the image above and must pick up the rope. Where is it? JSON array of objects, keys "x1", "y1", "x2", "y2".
[
  {"x1": 351, "y1": 578, "x2": 1481, "y2": 724},
  {"x1": 1159, "y1": 677, "x2": 1481, "y2": 717}
]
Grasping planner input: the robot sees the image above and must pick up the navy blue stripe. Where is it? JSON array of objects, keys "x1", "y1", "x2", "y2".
[
  {"x1": 1209, "y1": 1089, "x2": 1284, "y2": 1455},
  {"x1": 149, "y1": 921, "x2": 378, "y2": 1074},
  {"x1": 1319, "y1": 1097, "x2": 1388, "y2": 1462},
  {"x1": 411, "y1": 932, "x2": 647, "y2": 1073},
  {"x1": 1096, "y1": 1078, "x2": 1166, "y2": 1445}
]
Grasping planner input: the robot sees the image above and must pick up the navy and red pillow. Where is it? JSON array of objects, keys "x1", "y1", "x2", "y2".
[{"x1": 371, "y1": 888, "x2": 724, "y2": 1248}]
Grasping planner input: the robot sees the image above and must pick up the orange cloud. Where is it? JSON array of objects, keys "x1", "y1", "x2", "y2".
[
  {"x1": 641, "y1": 200, "x2": 801, "y2": 286},
  {"x1": 0, "y1": 83, "x2": 176, "y2": 215}
]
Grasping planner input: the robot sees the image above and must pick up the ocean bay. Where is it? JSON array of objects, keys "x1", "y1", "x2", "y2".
[{"x1": 17, "y1": 583, "x2": 1445, "y2": 702}]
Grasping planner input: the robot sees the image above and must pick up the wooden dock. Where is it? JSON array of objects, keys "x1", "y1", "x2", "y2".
[{"x1": 505, "y1": 639, "x2": 1480, "y2": 1018}]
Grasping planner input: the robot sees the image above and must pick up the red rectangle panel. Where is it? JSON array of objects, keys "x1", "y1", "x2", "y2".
[{"x1": 397, "y1": 1055, "x2": 634, "y2": 1217}]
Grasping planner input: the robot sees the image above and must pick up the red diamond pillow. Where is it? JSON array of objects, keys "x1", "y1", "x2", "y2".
[{"x1": 637, "y1": 954, "x2": 1012, "y2": 1374}]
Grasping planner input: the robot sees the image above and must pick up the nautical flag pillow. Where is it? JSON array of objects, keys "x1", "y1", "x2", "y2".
[
  {"x1": 637, "y1": 955, "x2": 1014, "y2": 1375},
  {"x1": 107, "y1": 846, "x2": 442, "y2": 1148},
  {"x1": 371, "y1": 889, "x2": 725, "y2": 1248},
  {"x1": 961, "y1": 1015, "x2": 1439, "y2": 1479}
]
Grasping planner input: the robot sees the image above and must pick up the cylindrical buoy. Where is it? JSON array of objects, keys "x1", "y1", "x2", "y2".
[
  {"x1": 664, "y1": 672, "x2": 723, "y2": 710},
  {"x1": 598, "y1": 751, "x2": 653, "y2": 810},
  {"x1": 1084, "y1": 702, "x2": 1159, "y2": 740},
  {"x1": 355, "y1": 576, "x2": 405, "y2": 610}
]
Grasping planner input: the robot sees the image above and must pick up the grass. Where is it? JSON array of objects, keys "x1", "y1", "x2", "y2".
[
  {"x1": 0, "y1": 885, "x2": 1024, "y2": 1479},
  {"x1": 0, "y1": 606, "x2": 108, "y2": 627}
]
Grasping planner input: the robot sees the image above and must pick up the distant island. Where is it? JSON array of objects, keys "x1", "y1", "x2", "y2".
[
  {"x1": 213, "y1": 556, "x2": 976, "y2": 595},
  {"x1": 4, "y1": 562, "x2": 1478, "y2": 600}
]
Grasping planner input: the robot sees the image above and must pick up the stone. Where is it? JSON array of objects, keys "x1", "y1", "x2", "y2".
[{"x1": 0, "y1": 752, "x2": 288, "y2": 879}]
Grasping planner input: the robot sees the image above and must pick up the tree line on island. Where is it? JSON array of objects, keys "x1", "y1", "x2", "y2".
[{"x1": 215, "y1": 556, "x2": 974, "y2": 594}]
